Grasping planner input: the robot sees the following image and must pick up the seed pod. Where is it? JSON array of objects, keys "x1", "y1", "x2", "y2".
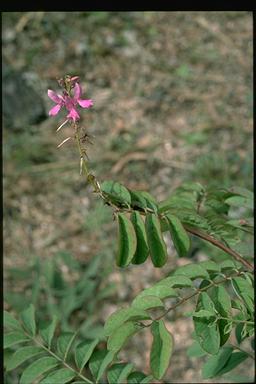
[
  {"x1": 116, "y1": 213, "x2": 137, "y2": 267},
  {"x1": 165, "y1": 214, "x2": 190, "y2": 257},
  {"x1": 130, "y1": 211, "x2": 149, "y2": 264},
  {"x1": 145, "y1": 213, "x2": 168, "y2": 267}
]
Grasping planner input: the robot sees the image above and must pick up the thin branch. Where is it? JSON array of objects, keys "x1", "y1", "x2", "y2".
[
  {"x1": 183, "y1": 225, "x2": 254, "y2": 272},
  {"x1": 141, "y1": 270, "x2": 242, "y2": 325}
]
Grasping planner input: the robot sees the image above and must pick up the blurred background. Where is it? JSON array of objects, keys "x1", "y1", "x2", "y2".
[{"x1": 3, "y1": 11, "x2": 253, "y2": 383}]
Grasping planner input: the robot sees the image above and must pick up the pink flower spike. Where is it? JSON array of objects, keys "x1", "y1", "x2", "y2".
[
  {"x1": 77, "y1": 99, "x2": 93, "y2": 108},
  {"x1": 67, "y1": 108, "x2": 80, "y2": 121},
  {"x1": 71, "y1": 76, "x2": 79, "y2": 82},
  {"x1": 48, "y1": 89, "x2": 64, "y2": 103},
  {"x1": 73, "y1": 83, "x2": 82, "y2": 100},
  {"x1": 48, "y1": 79, "x2": 93, "y2": 122},
  {"x1": 49, "y1": 104, "x2": 61, "y2": 116}
]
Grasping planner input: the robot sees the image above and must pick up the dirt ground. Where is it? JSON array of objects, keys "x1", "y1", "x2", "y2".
[{"x1": 3, "y1": 11, "x2": 253, "y2": 383}]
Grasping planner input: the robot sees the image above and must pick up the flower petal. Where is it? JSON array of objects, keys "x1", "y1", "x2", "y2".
[
  {"x1": 48, "y1": 89, "x2": 63, "y2": 103},
  {"x1": 77, "y1": 99, "x2": 93, "y2": 108},
  {"x1": 67, "y1": 108, "x2": 80, "y2": 121},
  {"x1": 73, "y1": 83, "x2": 81, "y2": 100},
  {"x1": 49, "y1": 104, "x2": 61, "y2": 116}
]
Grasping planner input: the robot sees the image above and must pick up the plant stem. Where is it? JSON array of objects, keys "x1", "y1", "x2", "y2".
[
  {"x1": 217, "y1": 317, "x2": 254, "y2": 325},
  {"x1": 183, "y1": 225, "x2": 254, "y2": 272}
]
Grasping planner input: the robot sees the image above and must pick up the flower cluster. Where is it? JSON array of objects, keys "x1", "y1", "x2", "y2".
[{"x1": 48, "y1": 76, "x2": 93, "y2": 123}]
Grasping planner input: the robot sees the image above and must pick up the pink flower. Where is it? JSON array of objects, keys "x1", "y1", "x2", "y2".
[{"x1": 48, "y1": 82, "x2": 93, "y2": 122}]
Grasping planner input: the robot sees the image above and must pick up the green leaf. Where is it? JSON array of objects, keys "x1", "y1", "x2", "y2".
[
  {"x1": 20, "y1": 356, "x2": 59, "y2": 384},
  {"x1": 75, "y1": 338, "x2": 99, "y2": 371},
  {"x1": 141, "y1": 376, "x2": 154, "y2": 383},
  {"x1": 57, "y1": 332, "x2": 77, "y2": 360},
  {"x1": 4, "y1": 349, "x2": 13, "y2": 370},
  {"x1": 165, "y1": 213, "x2": 191, "y2": 257},
  {"x1": 145, "y1": 213, "x2": 168, "y2": 267},
  {"x1": 233, "y1": 241, "x2": 254, "y2": 258},
  {"x1": 216, "y1": 351, "x2": 249, "y2": 376},
  {"x1": 198, "y1": 261, "x2": 220, "y2": 273},
  {"x1": 107, "y1": 363, "x2": 133, "y2": 384},
  {"x1": 135, "y1": 275, "x2": 192, "y2": 301},
  {"x1": 220, "y1": 259, "x2": 237, "y2": 271},
  {"x1": 130, "y1": 211, "x2": 149, "y2": 264},
  {"x1": 4, "y1": 332, "x2": 29, "y2": 348},
  {"x1": 4, "y1": 310, "x2": 22, "y2": 330},
  {"x1": 210, "y1": 285, "x2": 232, "y2": 346},
  {"x1": 211, "y1": 285, "x2": 233, "y2": 316},
  {"x1": 172, "y1": 263, "x2": 209, "y2": 280},
  {"x1": 193, "y1": 293, "x2": 220, "y2": 355},
  {"x1": 192, "y1": 310, "x2": 216, "y2": 318},
  {"x1": 96, "y1": 350, "x2": 116, "y2": 382},
  {"x1": 6, "y1": 346, "x2": 43, "y2": 371},
  {"x1": 72, "y1": 382, "x2": 90, "y2": 384},
  {"x1": 187, "y1": 341, "x2": 207, "y2": 358},
  {"x1": 162, "y1": 275, "x2": 193, "y2": 288},
  {"x1": 135, "y1": 284, "x2": 178, "y2": 301},
  {"x1": 132, "y1": 295, "x2": 164, "y2": 311},
  {"x1": 158, "y1": 189, "x2": 197, "y2": 214},
  {"x1": 129, "y1": 190, "x2": 148, "y2": 210},
  {"x1": 20, "y1": 304, "x2": 36, "y2": 336},
  {"x1": 117, "y1": 364, "x2": 134, "y2": 383},
  {"x1": 228, "y1": 186, "x2": 253, "y2": 200},
  {"x1": 150, "y1": 320, "x2": 174, "y2": 380},
  {"x1": 89, "y1": 349, "x2": 108, "y2": 379},
  {"x1": 223, "y1": 321, "x2": 233, "y2": 335},
  {"x1": 235, "y1": 323, "x2": 247, "y2": 344},
  {"x1": 232, "y1": 276, "x2": 254, "y2": 315},
  {"x1": 139, "y1": 191, "x2": 158, "y2": 212},
  {"x1": 202, "y1": 347, "x2": 233, "y2": 379},
  {"x1": 39, "y1": 368, "x2": 76, "y2": 384},
  {"x1": 232, "y1": 276, "x2": 254, "y2": 301},
  {"x1": 116, "y1": 213, "x2": 137, "y2": 267},
  {"x1": 104, "y1": 307, "x2": 150, "y2": 337},
  {"x1": 40, "y1": 315, "x2": 58, "y2": 348},
  {"x1": 225, "y1": 195, "x2": 253, "y2": 210},
  {"x1": 101, "y1": 180, "x2": 131, "y2": 207},
  {"x1": 127, "y1": 371, "x2": 148, "y2": 383},
  {"x1": 107, "y1": 321, "x2": 140, "y2": 352}
]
